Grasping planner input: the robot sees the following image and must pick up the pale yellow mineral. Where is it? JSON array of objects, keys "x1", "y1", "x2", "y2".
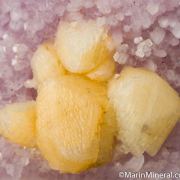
[
  {"x1": 0, "y1": 101, "x2": 36, "y2": 147},
  {"x1": 55, "y1": 20, "x2": 114, "y2": 73},
  {"x1": 36, "y1": 77, "x2": 105, "y2": 173},
  {"x1": 31, "y1": 43, "x2": 66, "y2": 85},
  {"x1": 108, "y1": 66, "x2": 180, "y2": 156},
  {"x1": 86, "y1": 58, "x2": 115, "y2": 81}
]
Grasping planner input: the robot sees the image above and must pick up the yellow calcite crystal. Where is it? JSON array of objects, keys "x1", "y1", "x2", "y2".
[
  {"x1": 1, "y1": 19, "x2": 179, "y2": 175},
  {"x1": 36, "y1": 77, "x2": 105, "y2": 173},
  {"x1": 0, "y1": 101, "x2": 36, "y2": 147},
  {"x1": 55, "y1": 20, "x2": 113, "y2": 73},
  {"x1": 108, "y1": 67, "x2": 180, "y2": 156},
  {"x1": 31, "y1": 43, "x2": 66, "y2": 85},
  {"x1": 86, "y1": 58, "x2": 115, "y2": 81}
]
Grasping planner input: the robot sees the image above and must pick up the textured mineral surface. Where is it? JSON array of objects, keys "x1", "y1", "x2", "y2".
[{"x1": 0, "y1": 0, "x2": 180, "y2": 179}]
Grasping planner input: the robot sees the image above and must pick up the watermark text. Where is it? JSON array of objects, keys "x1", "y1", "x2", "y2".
[{"x1": 119, "y1": 171, "x2": 180, "y2": 179}]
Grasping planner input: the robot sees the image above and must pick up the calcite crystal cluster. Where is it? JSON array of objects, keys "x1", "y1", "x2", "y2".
[
  {"x1": 0, "y1": 20, "x2": 179, "y2": 176},
  {"x1": 0, "y1": 0, "x2": 180, "y2": 179}
]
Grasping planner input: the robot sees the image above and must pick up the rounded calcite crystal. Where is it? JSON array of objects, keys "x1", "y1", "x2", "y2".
[
  {"x1": 0, "y1": 101, "x2": 36, "y2": 147},
  {"x1": 55, "y1": 20, "x2": 114, "y2": 73},
  {"x1": 108, "y1": 67, "x2": 180, "y2": 156},
  {"x1": 36, "y1": 77, "x2": 103, "y2": 173},
  {"x1": 31, "y1": 43, "x2": 66, "y2": 86}
]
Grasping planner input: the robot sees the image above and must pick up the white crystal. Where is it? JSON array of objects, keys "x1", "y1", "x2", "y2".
[
  {"x1": 134, "y1": 36, "x2": 143, "y2": 44},
  {"x1": 23, "y1": 23, "x2": 28, "y2": 30},
  {"x1": 113, "y1": 52, "x2": 120, "y2": 61},
  {"x1": 150, "y1": 27, "x2": 165, "y2": 44},
  {"x1": 171, "y1": 22, "x2": 180, "y2": 39},
  {"x1": 118, "y1": 44, "x2": 129, "y2": 52},
  {"x1": 124, "y1": 155, "x2": 144, "y2": 171},
  {"x1": 113, "y1": 51, "x2": 128, "y2": 64},
  {"x1": 135, "y1": 39, "x2": 153, "y2": 58},
  {"x1": 146, "y1": 2, "x2": 159, "y2": 15},
  {"x1": 145, "y1": 60, "x2": 157, "y2": 71},
  {"x1": 0, "y1": 152, "x2": 3, "y2": 160},
  {"x1": 158, "y1": 17, "x2": 169, "y2": 28},
  {"x1": 12, "y1": 45, "x2": 18, "y2": 53},
  {"x1": 24, "y1": 79, "x2": 37, "y2": 89},
  {"x1": 11, "y1": 58, "x2": 18, "y2": 66},
  {"x1": 2, "y1": 33, "x2": 8, "y2": 40}
]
